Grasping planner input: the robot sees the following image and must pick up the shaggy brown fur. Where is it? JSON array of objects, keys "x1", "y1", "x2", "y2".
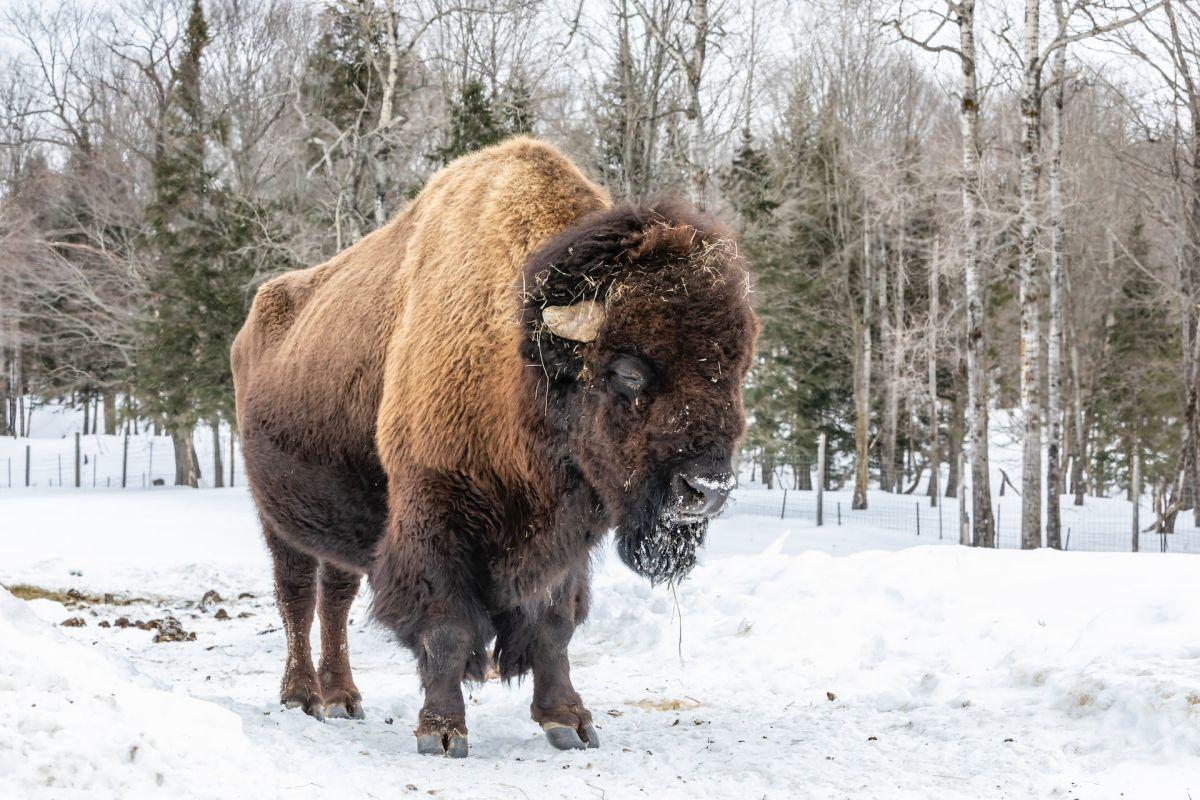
[{"x1": 232, "y1": 137, "x2": 757, "y2": 756}]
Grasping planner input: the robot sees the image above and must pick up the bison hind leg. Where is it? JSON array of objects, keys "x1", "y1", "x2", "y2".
[
  {"x1": 317, "y1": 562, "x2": 365, "y2": 720},
  {"x1": 264, "y1": 529, "x2": 323, "y2": 720}
]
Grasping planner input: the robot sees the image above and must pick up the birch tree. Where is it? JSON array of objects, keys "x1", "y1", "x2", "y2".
[
  {"x1": 1015, "y1": 0, "x2": 1162, "y2": 548},
  {"x1": 890, "y1": 0, "x2": 995, "y2": 546}
]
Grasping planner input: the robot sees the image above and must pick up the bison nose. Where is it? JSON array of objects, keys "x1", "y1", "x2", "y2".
[{"x1": 673, "y1": 471, "x2": 732, "y2": 517}]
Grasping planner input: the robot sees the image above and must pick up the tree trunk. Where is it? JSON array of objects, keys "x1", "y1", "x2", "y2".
[
  {"x1": 102, "y1": 389, "x2": 117, "y2": 435},
  {"x1": 958, "y1": 0, "x2": 995, "y2": 547},
  {"x1": 883, "y1": 218, "x2": 906, "y2": 494},
  {"x1": 1044, "y1": 36, "x2": 1067, "y2": 550},
  {"x1": 945, "y1": 365, "x2": 965, "y2": 498},
  {"x1": 1018, "y1": 0, "x2": 1044, "y2": 550},
  {"x1": 211, "y1": 417, "x2": 224, "y2": 488},
  {"x1": 171, "y1": 425, "x2": 201, "y2": 488},
  {"x1": 1070, "y1": 331, "x2": 1087, "y2": 505},
  {"x1": 372, "y1": 0, "x2": 403, "y2": 229},
  {"x1": 798, "y1": 463, "x2": 812, "y2": 490},
  {"x1": 684, "y1": 0, "x2": 709, "y2": 209},
  {"x1": 0, "y1": 353, "x2": 7, "y2": 437},
  {"x1": 928, "y1": 240, "x2": 940, "y2": 505},
  {"x1": 82, "y1": 399, "x2": 89, "y2": 438},
  {"x1": 852, "y1": 215, "x2": 874, "y2": 510}
]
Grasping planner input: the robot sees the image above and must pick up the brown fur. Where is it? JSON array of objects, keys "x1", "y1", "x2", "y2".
[{"x1": 232, "y1": 137, "x2": 757, "y2": 753}]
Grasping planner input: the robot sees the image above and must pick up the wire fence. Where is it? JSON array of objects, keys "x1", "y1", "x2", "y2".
[
  {"x1": 0, "y1": 431, "x2": 243, "y2": 490},
  {"x1": 724, "y1": 487, "x2": 1200, "y2": 555},
  {"x1": 4, "y1": 433, "x2": 1198, "y2": 555}
]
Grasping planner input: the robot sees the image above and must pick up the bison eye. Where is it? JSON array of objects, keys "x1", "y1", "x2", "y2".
[{"x1": 609, "y1": 356, "x2": 649, "y2": 398}]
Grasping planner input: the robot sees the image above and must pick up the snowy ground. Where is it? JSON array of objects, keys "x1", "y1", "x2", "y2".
[{"x1": 2, "y1": 488, "x2": 1198, "y2": 799}]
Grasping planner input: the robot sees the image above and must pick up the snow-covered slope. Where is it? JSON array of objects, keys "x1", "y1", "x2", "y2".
[{"x1": 2, "y1": 489, "x2": 1197, "y2": 799}]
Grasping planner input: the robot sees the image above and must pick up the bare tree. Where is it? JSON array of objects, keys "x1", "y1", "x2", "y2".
[
  {"x1": 889, "y1": 0, "x2": 995, "y2": 546},
  {"x1": 629, "y1": 0, "x2": 723, "y2": 208}
]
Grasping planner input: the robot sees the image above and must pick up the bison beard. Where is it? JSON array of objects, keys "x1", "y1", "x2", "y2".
[
  {"x1": 617, "y1": 517, "x2": 707, "y2": 585},
  {"x1": 615, "y1": 475, "x2": 708, "y2": 584}
]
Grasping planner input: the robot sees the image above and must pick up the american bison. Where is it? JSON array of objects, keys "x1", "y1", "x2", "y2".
[{"x1": 231, "y1": 138, "x2": 757, "y2": 757}]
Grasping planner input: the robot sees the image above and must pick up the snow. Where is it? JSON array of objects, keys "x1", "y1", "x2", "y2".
[{"x1": 2, "y1": 488, "x2": 1198, "y2": 799}]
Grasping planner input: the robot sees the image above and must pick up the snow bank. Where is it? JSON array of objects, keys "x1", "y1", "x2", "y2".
[
  {"x1": 0, "y1": 587, "x2": 282, "y2": 799},
  {"x1": 1, "y1": 489, "x2": 1197, "y2": 798}
]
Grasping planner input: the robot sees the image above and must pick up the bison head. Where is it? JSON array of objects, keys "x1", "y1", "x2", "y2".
[{"x1": 519, "y1": 201, "x2": 758, "y2": 584}]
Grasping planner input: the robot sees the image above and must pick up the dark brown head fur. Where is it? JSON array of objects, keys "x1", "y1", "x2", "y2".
[{"x1": 518, "y1": 200, "x2": 758, "y2": 583}]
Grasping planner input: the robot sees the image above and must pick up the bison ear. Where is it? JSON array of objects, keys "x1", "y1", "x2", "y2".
[{"x1": 542, "y1": 300, "x2": 605, "y2": 343}]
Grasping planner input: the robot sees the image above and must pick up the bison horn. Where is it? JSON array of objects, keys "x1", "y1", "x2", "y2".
[{"x1": 541, "y1": 300, "x2": 605, "y2": 343}]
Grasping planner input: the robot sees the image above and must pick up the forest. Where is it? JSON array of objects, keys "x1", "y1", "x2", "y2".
[{"x1": 1, "y1": 0, "x2": 1197, "y2": 548}]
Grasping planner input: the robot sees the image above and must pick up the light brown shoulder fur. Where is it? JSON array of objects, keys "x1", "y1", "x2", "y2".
[
  {"x1": 232, "y1": 137, "x2": 610, "y2": 488},
  {"x1": 375, "y1": 137, "x2": 611, "y2": 487}
]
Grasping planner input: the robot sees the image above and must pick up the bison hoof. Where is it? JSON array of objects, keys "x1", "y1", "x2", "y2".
[
  {"x1": 417, "y1": 732, "x2": 469, "y2": 758},
  {"x1": 543, "y1": 722, "x2": 600, "y2": 751},
  {"x1": 324, "y1": 700, "x2": 365, "y2": 720},
  {"x1": 283, "y1": 694, "x2": 325, "y2": 722}
]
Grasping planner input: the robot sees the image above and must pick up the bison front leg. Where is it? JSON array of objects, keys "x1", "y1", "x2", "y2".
[
  {"x1": 414, "y1": 617, "x2": 477, "y2": 758},
  {"x1": 372, "y1": 541, "x2": 488, "y2": 755},
  {"x1": 529, "y1": 581, "x2": 599, "y2": 751}
]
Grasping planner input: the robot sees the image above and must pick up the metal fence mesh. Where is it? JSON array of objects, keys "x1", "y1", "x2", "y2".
[{"x1": 5, "y1": 437, "x2": 1197, "y2": 554}]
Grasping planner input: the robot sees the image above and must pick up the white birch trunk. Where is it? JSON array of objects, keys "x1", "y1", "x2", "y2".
[
  {"x1": 373, "y1": 0, "x2": 403, "y2": 230},
  {"x1": 852, "y1": 219, "x2": 873, "y2": 511},
  {"x1": 928, "y1": 239, "x2": 940, "y2": 506},
  {"x1": 1018, "y1": 0, "x2": 1044, "y2": 549},
  {"x1": 959, "y1": 0, "x2": 995, "y2": 546},
  {"x1": 1045, "y1": 25, "x2": 1067, "y2": 549},
  {"x1": 685, "y1": 0, "x2": 709, "y2": 208}
]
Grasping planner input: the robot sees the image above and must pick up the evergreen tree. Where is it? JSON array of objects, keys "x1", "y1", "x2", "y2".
[
  {"x1": 501, "y1": 71, "x2": 535, "y2": 136},
  {"x1": 594, "y1": 33, "x2": 651, "y2": 199},
  {"x1": 138, "y1": 0, "x2": 215, "y2": 487},
  {"x1": 431, "y1": 79, "x2": 508, "y2": 166},
  {"x1": 302, "y1": 1, "x2": 382, "y2": 134},
  {"x1": 727, "y1": 102, "x2": 858, "y2": 487},
  {"x1": 1095, "y1": 214, "x2": 1180, "y2": 492}
]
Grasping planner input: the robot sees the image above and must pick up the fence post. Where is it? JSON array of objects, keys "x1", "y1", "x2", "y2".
[
  {"x1": 816, "y1": 433, "x2": 826, "y2": 527},
  {"x1": 780, "y1": 489, "x2": 788, "y2": 519},
  {"x1": 1131, "y1": 451, "x2": 1140, "y2": 553},
  {"x1": 74, "y1": 432, "x2": 81, "y2": 488},
  {"x1": 938, "y1": 498, "x2": 943, "y2": 540},
  {"x1": 6, "y1": 457, "x2": 10, "y2": 488},
  {"x1": 57, "y1": 454, "x2": 62, "y2": 487},
  {"x1": 915, "y1": 502, "x2": 920, "y2": 536},
  {"x1": 148, "y1": 440, "x2": 154, "y2": 485},
  {"x1": 25, "y1": 445, "x2": 30, "y2": 487},
  {"x1": 92, "y1": 457, "x2": 97, "y2": 487},
  {"x1": 121, "y1": 433, "x2": 129, "y2": 489},
  {"x1": 229, "y1": 429, "x2": 236, "y2": 487},
  {"x1": 837, "y1": 501, "x2": 841, "y2": 526}
]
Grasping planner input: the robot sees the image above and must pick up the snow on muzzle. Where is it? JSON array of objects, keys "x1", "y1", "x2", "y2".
[{"x1": 617, "y1": 469, "x2": 733, "y2": 585}]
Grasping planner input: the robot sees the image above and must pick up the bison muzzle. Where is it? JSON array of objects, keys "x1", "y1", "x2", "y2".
[{"x1": 231, "y1": 137, "x2": 757, "y2": 757}]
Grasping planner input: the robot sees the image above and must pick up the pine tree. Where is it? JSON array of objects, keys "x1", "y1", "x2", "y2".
[
  {"x1": 1095, "y1": 215, "x2": 1180, "y2": 494},
  {"x1": 138, "y1": 0, "x2": 214, "y2": 487},
  {"x1": 431, "y1": 79, "x2": 508, "y2": 166},
  {"x1": 726, "y1": 107, "x2": 858, "y2": 488}
]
